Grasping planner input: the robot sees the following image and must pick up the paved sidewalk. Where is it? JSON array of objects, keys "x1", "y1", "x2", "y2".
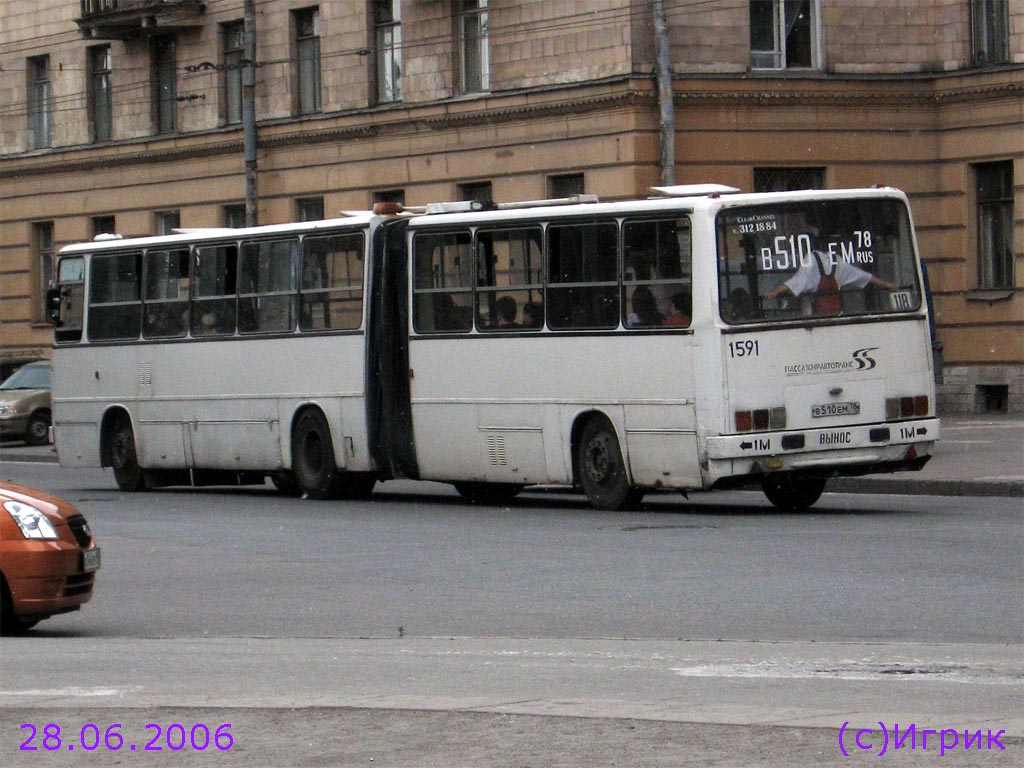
[{"x1": 2, "y1": 414, "x2": 1021, "y2": 497}]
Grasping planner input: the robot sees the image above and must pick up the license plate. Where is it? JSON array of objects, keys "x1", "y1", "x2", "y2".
[
  {"x1": 812, "y1": 401, "x2": 860, "y2": 418},
  {"x1": 83, "y1": 547, "x2": 101, "y2": 572}
]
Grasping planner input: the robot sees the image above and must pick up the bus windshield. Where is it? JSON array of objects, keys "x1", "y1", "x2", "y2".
[{"x1": 717, "y1": 198, "x2": 922, "y2": 324}]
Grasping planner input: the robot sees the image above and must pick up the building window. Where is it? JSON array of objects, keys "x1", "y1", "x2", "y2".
[
  {"x1": 92, "y1": 215, "x2": 116, "y2": 237},
  {"x1": 374, "y1": 0, "x2": 402, "y2": 103},
  {"x1": 459, "y1": 0, "x2": 490, "y2": 93},
  {"x1": 459, "y1": 181, "x2": 493, "y2": 205},
  {"x1": 295, "y1": 8, "x2": 322, "y2": 114},
  {"x1": 975, "y1": 161, "x2": 1014, "y2": 289},
  {"x1": 972, "y1": 0, "x2": 1010, "y2": 66},
  {"x1": 32, "y1": 222, "x2": 54, "y2": 323},
  {"x1": 223, "y1": 21, "x2": 244, "y2": 125},
  {"x1": 373, "y1": 189, "x2": 405, "y2": 206},
  {"x1": 750, "y1": 0, "x2": 817, "y2": 70},
  {"x1": 548, "y1": 174, "x2": 585, "y2": 198},
  {"x1": 153, "y1": 36, "x2": 177, "y2": 133},
  {"x1": 155, "y1": 210, "x2": 181, "y2": 235},
  {"x1": 296, "y1": 197, "x2": 325, "y2": 221},
  {"x1": 753, "y1": 167, "x2": 825, "y2": 192},
  {"x1": 88, "y1": 46, "x2": 112, "y2": 142},
  {"x1": 224, "y1": 204, "x2": 247, "y2": 228},
  {"x1": 27, "y1": 55, "x2": 51, "y2": 149}
]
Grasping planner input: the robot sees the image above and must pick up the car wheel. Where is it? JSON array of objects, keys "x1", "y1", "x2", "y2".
[
  {"x1": 24, "y1": 412, "x2": 50, "y2": 446},
  {"x1": 453, "y1": 482, "x2": 524, "y2": 505},
  {"x1": 291, "y1": 410, "x2": 340, "y2": 500},
  {"x1": 1, "y1": 578, "x2": 38, "y2": 634},
  {"x1": 110, "y1": 417, "x2": 146, "y2": 492},
  {"x1": 577, "y1": 417, "x2": 643, "y2": 511},
  {"x1": 761, "y1": 472, "x2": 826, "y2": 510}
]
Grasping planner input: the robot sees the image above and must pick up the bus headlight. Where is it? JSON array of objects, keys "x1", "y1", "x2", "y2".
[{"x1": 3, "y1": 500, "x2": 59, "y2": 540}]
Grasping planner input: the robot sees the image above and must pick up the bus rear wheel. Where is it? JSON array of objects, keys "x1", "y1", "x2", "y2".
[
  {"x1": 292, "y1": 410, "x2": 340, "y2": 500},
  {"x1": 110, "y1": 417, "x2": 146, "y2": 492},
  {"x1": 761, "y1": 472, "x2": 826, "y2": 510},
  {"x1": 577, "y1": 417, "x2": 643, "y2": 511}
]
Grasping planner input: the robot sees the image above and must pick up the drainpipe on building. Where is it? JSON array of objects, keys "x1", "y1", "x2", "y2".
[
  {"x1": 653, "y1": 0, "x2": 676, "y2": 186},
  {"x1": 243, "y1": 0, "x2": 259, "y2": 226}
]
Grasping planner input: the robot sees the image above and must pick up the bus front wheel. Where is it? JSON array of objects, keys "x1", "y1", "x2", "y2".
[
  {"x1": 761, "y1": 472, "x2": 826, "y2": 510},
  {"x1": 291, "y1": 410, "x2": 340, "y2": 500},
  {"x1": 577, "y1": 418, "x2": 643, "y2": 511},
  {"x1": 110, "y1": 417, "x2": 146, "y2": 492}
]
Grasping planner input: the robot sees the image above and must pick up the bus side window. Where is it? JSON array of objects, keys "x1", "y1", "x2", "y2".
[
  {"x1": 476, "y1": 227, "x2": 543, "y2": 331},
  {"x1": 300, "y1": 233, "x2": 364, "y2": 331},
  {"x1": 54, "y1": 256, "x2": 85, "y2": 343},
  {"x1": 413, "y1": 231, "x2": 473, "y2": 333},
  {"x1": 547, "y1": 222, "x2": 618, "y2": 330},
  {"x1": 191, "y1": 244, "x2": 238, "y2": 336},
  {"x1": 143, "y1": 248, "x2": 189, "y2": 338},
  {"x1": 88, "y1": 251, "x2": 142, "y2": 341},
  {"x1": 239, "y1": 239, "x2": 297, "y2": 334},
  {"x1": 622, "y1": 218, "x2": 692, "y2": 328}
]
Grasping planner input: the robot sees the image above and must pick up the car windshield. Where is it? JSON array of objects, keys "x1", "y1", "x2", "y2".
[
  {"x1": 717, "y1": 198, "x2": 922, "y2": 324},
  {"x1": 0, "y1": 364, "x2": 51, "y2": 390}
]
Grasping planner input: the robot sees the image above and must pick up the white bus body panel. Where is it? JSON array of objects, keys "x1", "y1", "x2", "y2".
[
  {"x1": 408, "y1": 334, "x2": 701, "y2": 489},
  {"x1": 53, "y1": 334, "x2": 369, "y2": 473}
]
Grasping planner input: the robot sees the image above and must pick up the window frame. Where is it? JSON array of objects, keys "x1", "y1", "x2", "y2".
[
  {"x1": 294, "y1": 7, "x2": 322, "y2": 115},
  {"x1": 459, "y1": 0, "x2": 490, "y2": 93},
  {"x1": 749, "y1": 0, "x2": 819, "y2": 71},
  {"x1": 374, "y1": 0, "x2": 402, "y2": 104},
  {"x1": 222, "y1": 21, "x2": 245, "y2": 125},
  {"x1": 975, "y1": 161, "x2": 1015, "y2": 290},
  {"x1": 88, "y1": 45, "x2": 112, "y2": 142},
  {"x1": 152, "y1": 35, "x2": 178, "y2": 134},
  {"x1": 27, "y1": 55, "x2": 52, "y2": 150},
  {"x1": 972, "y1": 0, "x2": 1010, "y2": 66}
]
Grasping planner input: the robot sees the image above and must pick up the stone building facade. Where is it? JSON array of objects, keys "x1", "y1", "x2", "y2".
[{"x1": 1, "y1": 1, "x2": 1021, "y2": 412}]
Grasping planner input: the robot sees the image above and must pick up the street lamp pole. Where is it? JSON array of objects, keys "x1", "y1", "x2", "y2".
[{"x1": 243, "y1": 0, "x2": 258, "y2": 226}]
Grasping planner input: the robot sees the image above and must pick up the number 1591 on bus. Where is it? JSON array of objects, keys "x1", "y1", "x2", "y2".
[{"x1": 729, "y1": 340, "x2": 760, "y2": 358}]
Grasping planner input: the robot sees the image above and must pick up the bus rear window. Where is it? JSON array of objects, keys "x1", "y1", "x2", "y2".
[{"x1": 717, "y1": 199, "x2": 921, "y2": 324}]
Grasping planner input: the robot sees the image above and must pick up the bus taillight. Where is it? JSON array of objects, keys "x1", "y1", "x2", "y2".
[
  {"x1": 886, "y1": 395, "x2": 930, "y2": 420},
  {"x1": 735, "y1": 407, "x2": 786, "y2": 432}
]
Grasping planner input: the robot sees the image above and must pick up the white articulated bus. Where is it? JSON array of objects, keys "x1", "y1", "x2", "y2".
[{"x1": 49, "y1": 185, "x2": 939, "y2": 510}]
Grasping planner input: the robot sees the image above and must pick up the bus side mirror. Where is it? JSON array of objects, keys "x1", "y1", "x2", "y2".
[{"x1": 45, "y1": 286, "x2": 63, "y2": 327}]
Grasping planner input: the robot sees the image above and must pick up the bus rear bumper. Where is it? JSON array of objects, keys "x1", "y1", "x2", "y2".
[{"x1": 704, "y1": 417, "x2": 939, "y2": 486}]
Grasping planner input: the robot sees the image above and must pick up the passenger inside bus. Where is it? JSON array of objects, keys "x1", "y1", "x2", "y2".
[
  {"x1": 626, "y1": 286, "x2": 663, "y2": 327},
  {"x1": 662, "y1": 291, "x2": 691, "y2": 327},
  {"x1": 493, "y1": 296, "x2": 520, "y2": 328},
  {"x1": 522, "y1": 302, "x2": 543, "y2": 328}
]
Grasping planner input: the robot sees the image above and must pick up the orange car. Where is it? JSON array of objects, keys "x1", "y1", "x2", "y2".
[{"x1": 0, "y1": 481, "x2": 99, "y2": 633}]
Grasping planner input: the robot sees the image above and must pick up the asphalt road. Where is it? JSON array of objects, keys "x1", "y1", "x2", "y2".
[{"x1": 1, "y1": 462, "x2": 1021, "y2": 766}]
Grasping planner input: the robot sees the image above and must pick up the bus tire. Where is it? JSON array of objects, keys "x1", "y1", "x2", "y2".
[
  {"x1": 761, "y1": 472, "x2": 826, "y2": 510},
  {"x1": 577, "y1": 417, "x2": 643, "y2": 511},
  {"x1": 291, "y1": 409, "x2": 340, "y2": 500},
  {"x1": 453, "y1": 482, "x2": 524, "y2": 505},
  {"x1": 110, "y1": 416, "x2": 146, "y2": 492}
]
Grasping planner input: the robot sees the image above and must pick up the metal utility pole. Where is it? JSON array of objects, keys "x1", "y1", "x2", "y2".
[
  {"x1": 243, "y1": 0, "x2": 258, "y2": 226},
  {"x1": 653, "y1": 0, "x2": 676, "y2": 186}
]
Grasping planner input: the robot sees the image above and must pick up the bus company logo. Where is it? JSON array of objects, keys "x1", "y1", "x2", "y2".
[{"x1": 785, "y1": 347, "x2": 879, "y2": 376}]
